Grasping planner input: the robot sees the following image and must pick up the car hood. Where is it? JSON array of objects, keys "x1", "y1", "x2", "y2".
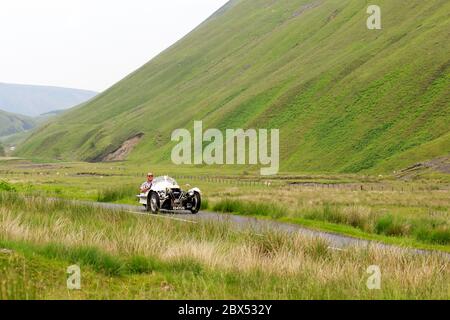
[{"x1": 152, "y1": 181, "x2": 180, "y2": 191}]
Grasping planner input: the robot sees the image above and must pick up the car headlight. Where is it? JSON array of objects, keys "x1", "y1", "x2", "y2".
[{"x1": 157, "y1": 190, "x2": 166, "y2": 197}]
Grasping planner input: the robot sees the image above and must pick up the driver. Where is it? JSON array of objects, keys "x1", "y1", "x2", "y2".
[{"x1": 140, "y1": 172, "x2": 154, "y2": 193}]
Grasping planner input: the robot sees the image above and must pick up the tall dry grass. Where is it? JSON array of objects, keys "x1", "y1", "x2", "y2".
[
  {"x1": 0, "y1": 192, "x2": 448, "y2": 299},
  {"x1": 210, "y1": 186, "x2": 450, "y2": 245}
]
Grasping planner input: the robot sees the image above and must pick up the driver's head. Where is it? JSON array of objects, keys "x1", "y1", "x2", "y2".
[{"x1": 147, "y1": 172, "x2": 154, "y2": 182}]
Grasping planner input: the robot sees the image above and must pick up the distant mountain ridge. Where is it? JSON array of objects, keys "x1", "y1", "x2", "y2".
[
  {"x1": 0, "y1": 107, "x2": 68, "y2": 139},
  {"x1": 0, "y1": 109, "x2": 36, "y2": 137},
  {"x1": 0, "y1": 83, "x2": 97, "y2": 117}
]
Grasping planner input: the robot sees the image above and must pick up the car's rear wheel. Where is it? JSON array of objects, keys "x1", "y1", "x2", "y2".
[
  {"x1": 148, "y1": 192, "x2": 160, "y2": 214},
  {"x1": 190, "y1": 192, "x2": 201, "y2": 214}
]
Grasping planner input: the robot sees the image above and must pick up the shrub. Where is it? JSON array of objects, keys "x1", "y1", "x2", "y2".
[
  {"x1": 40, "y1": 244, "x2": 124, "y2": 276},
  {"x1": 303, "y1": 204, "x2": 371, "y2": 230},
  {"x1": 251, "y1": 202, "x2": 285, "y2": 219},
  {"x1": 304, "y1": 238, "x2": 330, "y2": 260},
  {"x1": 0, "y1": 181, "x2": 16, "y2": 192},
  {"x1": 213, "y1": 199, "x2": 244, "y2": 213},
  {"x1": 97, "y1": 185, "x2": 136, "y2": 202},
  {"x1": 125, "y1": 255, "x2": 161, "y2": 274},
  {"x1": 200, "y1": 198, "x2": 209, "y2": 210},
  {"x1": 375, "y1": 215, "x2": 409, "y2": 236},
  {"x1": 250, "y1": 231, "x2": 293, "y2": 256},
  {"x1": 414, "y1": 227, "x2": 450, "y2": 245},
  {"x1": 212, "y1": 199, "x2": 285, "y2": 219}
]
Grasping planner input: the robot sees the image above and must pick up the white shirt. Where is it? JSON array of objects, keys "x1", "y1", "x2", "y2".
[{"x1": 140, "y1": 181, "x2": 152, "y2": 192}]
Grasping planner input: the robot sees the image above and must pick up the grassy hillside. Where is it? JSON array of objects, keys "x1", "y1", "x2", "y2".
[
  {"x1": 0, "y1": 83, "x2": 96, "y2": 117},
  {"x1": 18, "y1": 0, "x2": 450, "y2": 174},
  {"x1": 0, "y1": 109, "x2": 37, "y2": 138}
]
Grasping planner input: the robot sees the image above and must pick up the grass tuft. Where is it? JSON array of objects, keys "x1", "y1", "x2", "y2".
[
  {"x1": 97, "y1": 185, "x2": 136, "y2": 203},
  {"x1": 0, "y1": 181, "x2": 16, "y2": 192},
  {"x1": 213, "y1": 199, "x2": 285, "y2": 219}
]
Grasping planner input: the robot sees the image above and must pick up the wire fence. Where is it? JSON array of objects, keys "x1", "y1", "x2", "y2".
[
  {"x1": 170, "y1": 175, "x2": 444, "y2": 192},
  {"x1": 1, "y1": 170, "x2": 446, "y2": 192}
]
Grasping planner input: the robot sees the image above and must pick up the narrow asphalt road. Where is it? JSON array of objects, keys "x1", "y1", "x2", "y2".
[{"x1": 78, "y1": 200, "x2": 449, "y2": 258}]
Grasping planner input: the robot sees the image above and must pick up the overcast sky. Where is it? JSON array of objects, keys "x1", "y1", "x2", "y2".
[{"x1": 0, "y1": 0, "x2": 229, "y2": 92}]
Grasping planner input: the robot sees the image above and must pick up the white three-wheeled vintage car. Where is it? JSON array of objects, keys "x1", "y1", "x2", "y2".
[{"x1": 137, "y1": 176, "x2": 201, "y2": 214}]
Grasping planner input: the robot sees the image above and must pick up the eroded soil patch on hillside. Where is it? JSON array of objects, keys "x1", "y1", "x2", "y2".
[{"x1": 101, "y1": 133, "x2": 144, "y2": 162}]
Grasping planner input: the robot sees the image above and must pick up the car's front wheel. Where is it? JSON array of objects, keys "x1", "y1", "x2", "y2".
[
  {"x1": 148, "y1": 192, "x2": 160, "y2": 214},
  {"x1": 190, "y1": 192, "x2": 201, "y2": 214}
]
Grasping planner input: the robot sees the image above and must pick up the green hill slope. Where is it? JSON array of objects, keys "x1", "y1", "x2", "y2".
[
  {"x1": 18, "y1": 0, "x2": 450, "y2": 173},
  {"x1": 0, "y1": 109, "x2": 37, "y2": 138}
]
